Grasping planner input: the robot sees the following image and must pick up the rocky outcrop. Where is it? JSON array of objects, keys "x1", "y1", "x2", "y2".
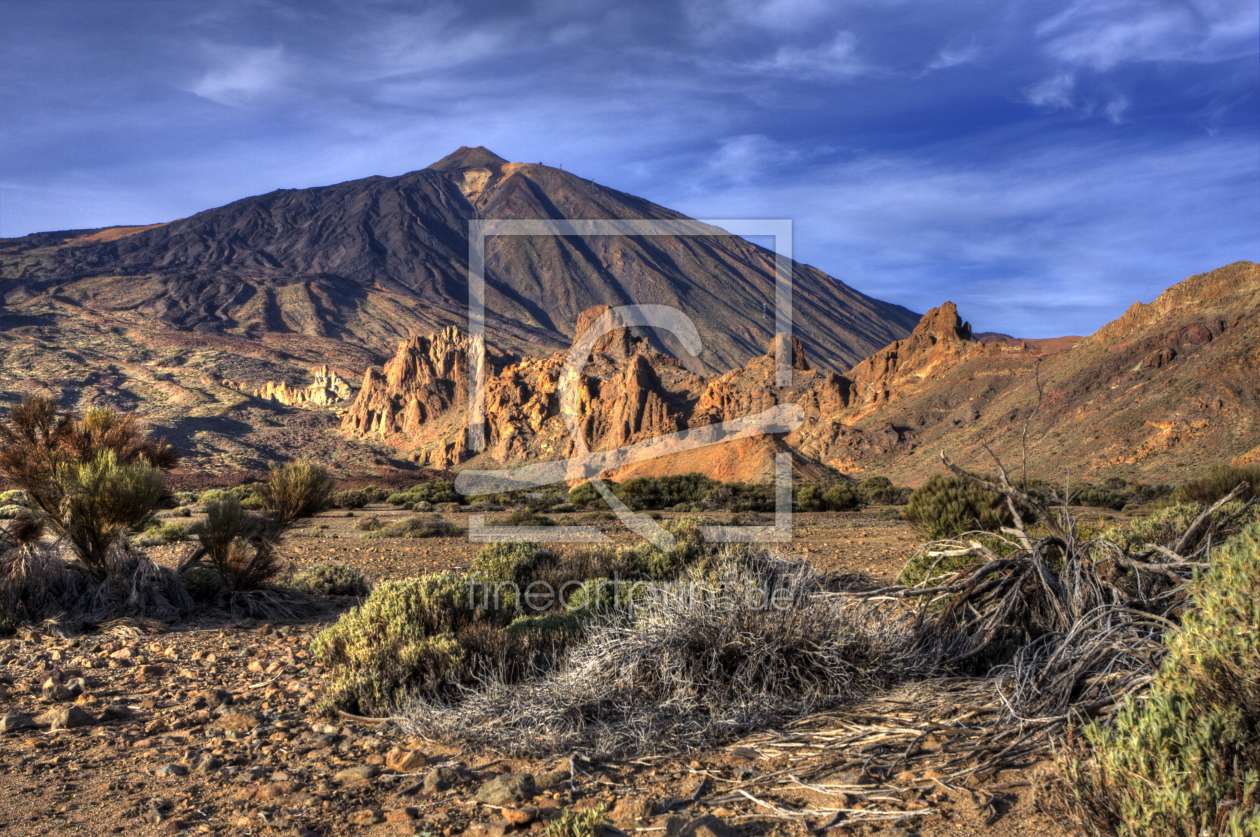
[
  {"x1": 339, "y1": 262, "x2": 1260, "y2": 484},
  {"x1": 224, "y1": 365, "x2": 353, "y2": 409},
  {"x1": 341, "y1": 327, "x2": 471, "y2": 439},
  {"x1": 846, "y1": 302, "x2": 995, "y2": 416}
]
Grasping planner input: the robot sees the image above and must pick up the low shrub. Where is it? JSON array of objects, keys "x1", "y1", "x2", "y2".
[
  {"x1": 363, "y1": 515, "x2": 462, "y2": 539},
  {"x1": 332, "y1": 489, "x2": 369, "y2": 509},
  {"x1": 192, "y1": 496, "x2": 289, "y2": 591},
  {"x1": 902, "y1": 476, "x2": 1012, "y2": 540},
  {"x1": 1071, "y1": 485, "x2": 1128, "y2": 511},
  {"x1": 313, "y1": 573, "x2": 556, "y2": 715},
  {"x1": 355, "y1": 515, "x2": 384, "y2": 532},
  {"x1": 1100, "y1": 502, "x2": 1259, "y2": 553},
  {"x1": 181, "y1": 566, "x2": 225, "y2": 603},
  {"x1": 545, "y1": 805, "x2": 607, "y2": 837},
  {"x1": 858, "y1": 476, "x2": 913, "y2": 505},
  {"x1": 0, "y1": 505, "x2": 25, "y2": 520},
  {"x1": 292, "y1": 562, "x2": 371, "y2": 597},
  {"x1": 135, "y1": 522, "x2": 188, "y2": 547},
  {"x1": 1173, "y1": 464, "x2": 1260, "y2": 506},
  {"x1": 505, "y1": 509, "x2": 555, "y2": 527},
  {"x1": 1054, "y1": 520, "x2": 1260, "y2": 836},
  {"x1": 0, "y1": 490, "x2": 29, "y2": 507}
]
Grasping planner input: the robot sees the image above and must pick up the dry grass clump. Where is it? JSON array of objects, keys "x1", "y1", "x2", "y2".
[{"x1": 403, "y1": 549, "x2": 927, "y2": 757}]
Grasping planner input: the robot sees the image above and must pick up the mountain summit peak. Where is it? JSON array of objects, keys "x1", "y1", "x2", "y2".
[{"x1": 427, "y1": 145, "x2": 508, "y2": 172}]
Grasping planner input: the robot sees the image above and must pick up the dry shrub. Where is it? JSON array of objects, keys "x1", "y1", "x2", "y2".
[
  {"x1": 1173, "y1": 464, "x2": 1260, "y2": 506},
  {"x1": 190, "y1": 496, "x2": 289, "y2": 591},
  {"x1": 0, "y1": 537, "x2": 192, "y2": 630}
]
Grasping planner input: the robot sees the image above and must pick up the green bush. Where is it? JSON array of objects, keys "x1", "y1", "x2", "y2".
[
  {"x1": 504, "y1": 509, "x2": 555, "y2": 527},
  {"x1": 332, "y1": 489, "x2": 369, "y2": 509},
  {"x1": 180, "y1": 566, "x2": 225, "y2": 603},
  {"x1": 1173, "y1": 464, "x2": 1260, "y2": 506},
  {"x1": 257, "y1": 461, "x2": 334, "y2": 526},
  {"x1": 468, "y1": 542, "x2": 557, "y2": 611},
  {"x1": 796, "y1": 481, "x2": 864, "y2": 511},
  {"x1": 545, "y1": 804, "x2": 607, "y2": 837},
  {"x1": 858, "y1": 476, "x2": 913, "y2": 505},
  {"x1": 1071, "y1": 485, "x2": 1128, "y2": 511},
  {"x1": 568, "y1": 480, "x2": 614, "y2": 509},
  {"x1": 357, "y1": 485, "x2": 391, "y2": 503},
  {"x1": 355, "y1": 515, "x2": 384, "y2": 532},
  {"x1": 292, "y1": 562, "x2": 370, "y2": 597},
  {"x1": 1056, "y1": 521, "x2": 1260, "y2": 836},
  {"x1": 364, "y1": 515, "x2": 462, "y2": 539},
  {"x1": 902, "y1": 475, "x2": 1012, "y2": 541},
  {"x1": 312, "y1": 573, "x2": 529, "y2": 714},
  {"x1": 1100, "y1": 502, "x2": 1260, "y2": 553}
]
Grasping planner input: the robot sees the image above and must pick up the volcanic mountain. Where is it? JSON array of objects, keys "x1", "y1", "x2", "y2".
[
  {"x1": 3, "y1": 146, "x2": 918, "y2": 375},
  {"x1": 0, "y1": 146, "x2": 919, "y2": 472}
]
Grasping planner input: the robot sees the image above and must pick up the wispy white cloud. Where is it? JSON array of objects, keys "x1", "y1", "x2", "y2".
[
  {"x1": 1036, "y1": 0, "x2": 1258, "y2": 69},
  {"x1": 1024, "y1": 72, "x2": 1075, "y2": 109},
  {"x1": 747, "y1": 31, "x2": 869, "y2": 79},
  {"x1": 189, "y1": 44, "x2": 292, "y2": 107},
  {"x1": 926, "y1": 39, "x2": 982, "y2": 71}
]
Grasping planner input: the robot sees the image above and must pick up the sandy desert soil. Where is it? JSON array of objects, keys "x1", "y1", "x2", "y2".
[{"x1": 0, "y1": 508, "x2": 1073, "y2": 837}]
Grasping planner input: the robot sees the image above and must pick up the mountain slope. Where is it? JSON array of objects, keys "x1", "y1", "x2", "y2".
[{"x1": 4, "y1": 146, "x2": 919, "y2": 375}]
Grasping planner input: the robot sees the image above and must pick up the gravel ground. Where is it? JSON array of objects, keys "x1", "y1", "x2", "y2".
[{"x1": 0, "y1": 507, "x2": 1072, "y2": 837}]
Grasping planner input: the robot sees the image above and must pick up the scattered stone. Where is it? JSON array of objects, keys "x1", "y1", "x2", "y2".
[
  {"x1": 423, "y1": 767, "x2": 466, "y2": 792},
  {"x1": 137, "y1": 664, "x2": 166, "y2": 680},
  {"x1": 477, "y1": 773, "x2": 536, "y2": 806},
  {"x1": 65, "y1": 677, "x2": 88, "y2": 697},
  {"x1": 350, "y1": 808, "x2": 384, "y2": 826},
  {"x1": 156, "y1": 764, "x2": 188, "y2": 777},
  {"x1": 42, "y1": 677, "x2": 71, "y2": 701},
  {"x1": 198, "y1": 688, "x2": 233, "y2": 708},
  {"x1": 192, "y1": 754, "x2": 223, "y2": 773},
  {"x1": 665, "y1": 815, "x2": 739, "y2": 837},
  {"x1": 535, "y1": 767, "x2": 571, "y2": 789},
  {"x1": 386, "y1": 746, "x2": 427, "y2": 773},
  {"x1": 216, "y1": 711, "x2": 262, "y2": 732},
  {"x1": 501, "y1": 806, "x2": 537, "y2": 826},
  {"x1": 385, "y1": 807, "x2": 418, "y2": 823},
  {"x1": 610, "y1": 798, "x2": 657, "y2": 823},
  {"x1": 40, "y1": 705, "x2": 93, "y2": 730},
  {"x1": 334, "y1": 765, "x2": 380, "y2": 784},
  {"x1": 0, "y1": 711, "x2": 39, "y2": 733}
]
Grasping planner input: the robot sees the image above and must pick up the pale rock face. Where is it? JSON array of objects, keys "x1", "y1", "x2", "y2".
[{"x1": 246, "y1": 365, "x2": 354, "y2": 408}]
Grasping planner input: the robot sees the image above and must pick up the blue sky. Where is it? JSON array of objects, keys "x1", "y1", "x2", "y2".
[{"x1": 1, "y1": 0, "x2": 1256, "y2": 337}]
